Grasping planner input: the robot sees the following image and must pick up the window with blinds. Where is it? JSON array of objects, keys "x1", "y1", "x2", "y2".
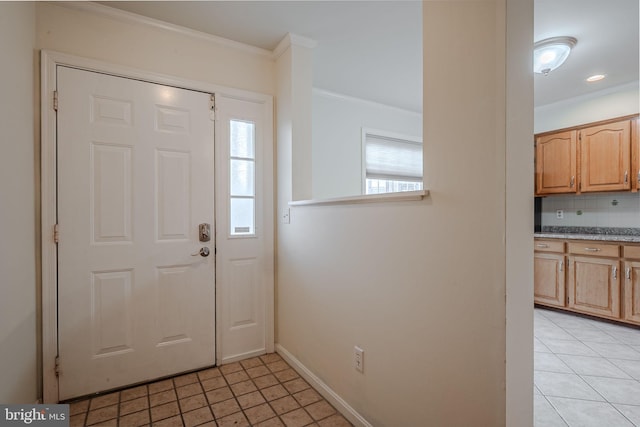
[{"x1": 362, "y1": 129, "x2": 423, "y2": 194}]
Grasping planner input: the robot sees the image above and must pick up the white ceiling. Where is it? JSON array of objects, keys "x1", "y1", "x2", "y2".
[{"x1": 99, "y1": 0, "x2": 638, "y2": 111}]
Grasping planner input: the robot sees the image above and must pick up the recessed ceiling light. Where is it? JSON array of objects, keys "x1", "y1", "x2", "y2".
[{"x1": 586, "y1": 74, "x2": 606, "y2": 83}]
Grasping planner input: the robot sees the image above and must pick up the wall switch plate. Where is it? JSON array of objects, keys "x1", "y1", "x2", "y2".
[
  {"x1": 282, "y1": 208, "x2": 290, "y2": 224},
  {"x1": 354, "y1": 346, "x2": 364, "y2": 373},
  {"x1": 556, "y1": 209, "x2": 564, "y2": 219}
]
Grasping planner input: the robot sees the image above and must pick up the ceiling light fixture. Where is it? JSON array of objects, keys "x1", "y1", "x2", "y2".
[
  {"x1": 533, "y1": 36, "x2": 577, "y2": 76},
  {"x1": 586, "y1": 74, "x2": 606, "y2": 83}
]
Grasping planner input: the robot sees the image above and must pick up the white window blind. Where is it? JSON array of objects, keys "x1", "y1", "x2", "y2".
[{"x1": 364, "y1": 132, "x2": 423, "y2": 182}]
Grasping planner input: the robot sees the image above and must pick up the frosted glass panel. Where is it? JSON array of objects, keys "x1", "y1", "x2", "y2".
[
  {"x1": 230, "y1": 159, "x2": 255, "y2": 197},
  {"x1": 230, "y1": 198, "x2": 255, "y2": 235},
  {"x1": 230, "y1": 120, "x2": 255, "y2": 159}
]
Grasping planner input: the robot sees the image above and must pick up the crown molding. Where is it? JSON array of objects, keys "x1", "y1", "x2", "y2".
[
  {"x1": 55, "y1": 1, "x2": 273, "y2": 58},
  {"x1": 273, "y1": 32, "x2": 318, "y2": 60}
]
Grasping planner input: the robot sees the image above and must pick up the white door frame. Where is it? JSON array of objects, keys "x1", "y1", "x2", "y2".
[{"x1": 41, "y1": 50, "x2": 274, "y2": 403}]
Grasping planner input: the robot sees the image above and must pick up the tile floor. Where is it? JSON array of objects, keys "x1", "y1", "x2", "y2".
[
  {"x1": 535, "y1": 307, "x2": 640, "y2": 426},
  {"x1": 66, "y1": 353, "x2": 352, "y2": 427}
]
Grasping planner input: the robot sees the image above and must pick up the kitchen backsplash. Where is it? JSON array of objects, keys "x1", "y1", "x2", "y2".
[{"x1": 541, "y1": 192, "x2": 640, "y2": 228}]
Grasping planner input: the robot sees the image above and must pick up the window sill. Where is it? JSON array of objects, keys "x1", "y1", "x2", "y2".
[{"x1": 288, "y1": 189, "x2": 429, "y2": 207}]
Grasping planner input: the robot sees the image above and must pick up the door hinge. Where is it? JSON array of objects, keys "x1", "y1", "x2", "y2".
[
  {"x1": 209, "y1": 94, "x2": 216, "y2": 121},
  {"x1": 54, "y1": 356, "x2": 60, "y2": 377},
  {"x1": 53, "y1": 90, "x2": 58, "y2": 111},
  {"x1": 53, "y1": 224, "x2": 59, "y2": 244}
]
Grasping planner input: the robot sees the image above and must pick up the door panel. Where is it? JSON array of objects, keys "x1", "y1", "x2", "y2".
[
  {"x1": 215, "y1": 95, "x2": 274, "y2": 363},
  {"x1": 534, "y1": 253, "x2": 565, "y2": 307},
  {"x1": 579, "y1": 120, "x2": 631, "y2": 192},
  {"x1": 535, "y1": 130, "x2": 577, "y2": 195},
  {"x1": 568, "y1": 256, "x2": 620, "y2": 318},
  {"x1": 624, "y1": 261, "x2": 640, "y2": 324},
  {"x1": 57, "y1": 66, "x2": 215, "y2": 399}
]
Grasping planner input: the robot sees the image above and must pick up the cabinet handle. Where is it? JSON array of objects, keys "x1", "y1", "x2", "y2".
[
  {"x1": 536, "y1": 244, "x2": 549, "y2": 248},
  {"x1": 559, "y1": 261, "x2": 563, "y2": 272},
  {"x1": 625, "y1": 171, "x2": 629, "y2": 184},
  {"x1": 613, "y1": 266, "x2": 617, "y2": 279},
  {"x1": 627, "y1": 267, "x2": 632, "y2": 280},
  {"x1": 584, "y1": 247, "x2": 601, "y2": 252},
  {"x1": 637, "y1": 170, "x2": 640, "y2": 183},
  {"x1": 570, "y1": 176, "x2": 575, "y2": 187}
]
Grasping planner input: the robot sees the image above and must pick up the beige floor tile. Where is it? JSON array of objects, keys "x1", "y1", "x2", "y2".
[
  {"x1": 244, "y1": 403, "x2": 277, "y2": 424},
  {"x1": 317, "y1": 414, "x2": 352, "y2": 427},
  {"x1": 90, "y1": 393, "x2": 120, "y2": 410},
  {"x1": 274, "y1": 369, "x2": 299, "y2": 383},
  {"x1": 231, "y1": 379, "x2": 258, "y2": 396},
  {"x1": 260, "y1": 353, "x2": 283, "y2": 364},
  {"x1": 267, "y1": 361, "x2": 289, "y2": 373},
  {"x1": 224, "y1": 370, "x2": 250, "y2": 385},
  {"x1": 179, "y1": 393, "x2": 208, "y2": 412},
  {"x1": 174, "y1": 372, "x2": 200, "y2": 388},
  {"x1": 269, "y1": 396, "x2": 300, "y2": 415},
  {"x1": 216, "y1": 411, "x2": 250, "y2": 427},
  {"x1": 121, "y1": 385, "x2": 148, "y2": 402},
  {"x1": 150, "y1": 389, "x2": 177, "y2": 407},
  {"x1": 256, "y1": 417, "x2": 286, "y2": 427},
  {"x1": 241, "y1": 357, "x2": 265, "y2": 369},
  {"x1": 236, "y1": 390, "x2": 266, "y2": 409},
  {"x1": 176, "y1": 382, "x2": 203, "y2": 399},
  {"x1": 219, "y1": 363, "x2": 243, "y2": 375},
  {"x1": 305, "y1": 400, "x2": 336, "y2": 421},
  {"x1": 246, "y1": 365, "x2": 271, "y2": 379},
  {"x1": 151, "y1": 401, "x2": 180, "y2": 422},
  {"x1": 261, "y1": 384, "x2": 289, "y2": 401},
  {"x1": 152, "y1": 415, "x2": 184, "y2": 427},
  {"x1": 120, "y1": 396, "x2": 148, "y2": 416},
  {"x1": 87, "y1": 421, "x2": 118, "y2": 427},
  {"x1": 182, "y1": 406, "x2": 214, "y2": 427},
  {"x1": 211, "y1": 398, "x2": 242, "y2": 419},
  {"x1": 202, "y1": 376, "x2": 228, "y2": 391},
  {"x1": 293, "y1": 389, "x2": 322, "y2": 407},
  {"x1": 280, "y1": 408, "x2": 314, "y2": 427},
  {"x1": 206, "y1": 387, "x2": 234, "y2": 405},
  {"x1": 118, "y1": 409, "x2": 150, "y2": 427},
  {"x1": 282, "y1": 378, "x2": 310, "y2": 394},
  {"x1": 149, "y1": 378, "x2": 174, "y2": 395},
  {"x1": 86, "y1": 404, "x2": 118, "y2": 425},
  {"x1": 198, "y1": 367, "x2": 223, "y2": 381},
  {"x1": 254, "y1": 374, "x2": 279, "y2": 390}
]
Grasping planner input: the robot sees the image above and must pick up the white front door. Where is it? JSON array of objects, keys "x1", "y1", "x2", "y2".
[{"x1": 56, "y1": 66, "x2": 215, "y2": 400}]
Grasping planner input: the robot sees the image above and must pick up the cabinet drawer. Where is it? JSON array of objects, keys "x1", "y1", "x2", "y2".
[
  {"x1": 568, "y1": 242, "x2": 620, "y2": 257},
  {"x1": 534, "y1": 240, "x2": 564, "y2": 253},
  {"x1": 624, "y1": 245, "x2": 640, "y2": 260}
]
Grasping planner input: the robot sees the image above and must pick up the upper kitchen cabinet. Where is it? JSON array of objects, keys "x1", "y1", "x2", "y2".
[
  {"x1": 535, "y1": 115, "x2": 639, "y2": 196},
  {"x1": 535, "y1": 130, "x2": 577, "y2": 195},
  {"x1": 633, "y1": 117, "x2": 640, "y2": 192},
  {"x1": 579, "y1": 119, "x2": 631, "y2": 193}
]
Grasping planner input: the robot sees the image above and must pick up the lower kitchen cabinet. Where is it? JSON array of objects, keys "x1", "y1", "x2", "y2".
[
  {"x1": 624, "y1": 261, "x2": 640, "y2": 323},
  {"x1": 534, "y1": 253, "x2": 565, "y2": 307},
  {"x1": 567, "y1": 255, "x2": 620, "y2": 318}
]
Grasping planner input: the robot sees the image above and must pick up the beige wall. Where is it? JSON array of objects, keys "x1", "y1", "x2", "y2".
[
  {"x1": 276, "y1": 0, "x2": 532, "y2": 425},
  {"x1": 36, "y1": 3, "x2": 275, "y2": 96},
  {"x1": 0, "y1": 2, "x2": 37, "y2": 404}
]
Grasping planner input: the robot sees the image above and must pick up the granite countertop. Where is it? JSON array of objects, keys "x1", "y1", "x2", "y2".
[{"x1": 535, "y1": 227, "x2": 640, "y2": 243}]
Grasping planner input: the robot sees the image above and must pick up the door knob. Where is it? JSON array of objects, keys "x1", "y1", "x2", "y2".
[{"x1": 191, "y1": 247, "x2": 210, "y2": 257}]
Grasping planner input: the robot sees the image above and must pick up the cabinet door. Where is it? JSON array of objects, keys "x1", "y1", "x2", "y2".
[
  {"x1": 534, "y1": 253, "x2": 566, "y2": 307},
  {"x1": 568, "y1": 256, "x2": 620, "y2": 318},
  {"x1": 536, "y1": 130, "x2": 577, "y2": 195},
  {"x1": 580, "y1": 120, "x2": 631, "y2": 192},
  {"x1": 624, "y1": 261, "x2": 640, "y2": 324},
  {"x1": 632, "y1": 118, "x2": 639, "y2": 192}
]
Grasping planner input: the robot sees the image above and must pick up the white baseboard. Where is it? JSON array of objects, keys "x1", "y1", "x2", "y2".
[
  {"x1": 220, "y1": 348, "x2": 266, "y2": 365},
  {"x1": 275, "y1": 344, "x2": 372, "y2": 427}
]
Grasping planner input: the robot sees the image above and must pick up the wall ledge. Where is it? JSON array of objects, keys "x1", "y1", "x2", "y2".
[
  {"x1": 276, "y1": 344, "x2": 372, "y2": 427},
  {"x1": 288, "y1": 189, "x2": 428, "y2": 207}
]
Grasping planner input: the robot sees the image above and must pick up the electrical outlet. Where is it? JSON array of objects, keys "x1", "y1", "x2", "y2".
[
  {"x1": 282, "y1": 208, "x2": 290, "y2": 224},
  {"x1": 354, "y1": 346, "x2": 364, "y2": 373},
  {"x1": 556, "y1": 209, "x2": 564, "y2": 219}
]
